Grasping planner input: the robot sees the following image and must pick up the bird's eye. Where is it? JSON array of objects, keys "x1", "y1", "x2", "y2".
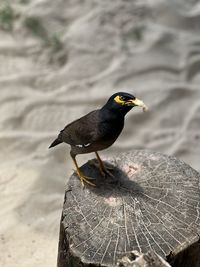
[{"x1": 119, "y1": 96, "x2": 127, "y2": 101}]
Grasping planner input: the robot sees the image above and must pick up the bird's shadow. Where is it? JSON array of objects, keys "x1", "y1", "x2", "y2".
[{"x1": 70, "y1": 159, "x2": 144, "y2": 198}]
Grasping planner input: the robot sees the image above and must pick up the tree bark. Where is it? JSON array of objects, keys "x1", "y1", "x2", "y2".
[{"x1": 57, "y1": 150, "x2": 200, "y2": 267}]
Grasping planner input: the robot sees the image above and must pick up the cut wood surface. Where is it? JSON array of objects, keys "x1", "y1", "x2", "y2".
[{"x1": 58, "y1": 150, "x2": 200, "y2": 266}]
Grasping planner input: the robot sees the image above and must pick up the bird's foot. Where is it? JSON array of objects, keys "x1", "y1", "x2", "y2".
[
  {"x1": 99, "y1": 166, "x2": 114, "y2": 178},
  {"x1": 76, "y1": 171, "x2": 96, "y2": 187},
  {"x1": 89, "y1": 159, "x2": 114, "y2": 178}
]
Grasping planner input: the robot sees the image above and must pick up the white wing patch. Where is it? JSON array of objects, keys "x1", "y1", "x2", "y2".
[{"x1": 76, "y1": 143, "x2": 91, "y2": 148}]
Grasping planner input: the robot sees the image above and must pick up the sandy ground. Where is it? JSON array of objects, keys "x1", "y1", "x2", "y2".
[{"x1": 0, "y1": 0, "x2": 200, "y2": 266}]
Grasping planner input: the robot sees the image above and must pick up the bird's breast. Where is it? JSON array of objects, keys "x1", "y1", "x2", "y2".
[{"x1": 98, "y1": 118, "x2": 124, "y2": 142}]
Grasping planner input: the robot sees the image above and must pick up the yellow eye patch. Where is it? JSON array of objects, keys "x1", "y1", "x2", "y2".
[{"x1": 114, "y1": 95, "x2": 126, "y2": 105}]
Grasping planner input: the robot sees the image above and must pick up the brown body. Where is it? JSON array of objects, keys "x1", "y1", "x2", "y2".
[
  {"x1": 49, "y1": 92, "x2": 147, "y2": 186},
  {"x1": 54, "y1": 110, "x2": 124, "y2": 156}
]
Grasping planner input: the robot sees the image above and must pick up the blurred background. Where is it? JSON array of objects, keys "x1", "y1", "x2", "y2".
[{"x1": 0, "y1": 0, "x2": 200, "y2": 266}]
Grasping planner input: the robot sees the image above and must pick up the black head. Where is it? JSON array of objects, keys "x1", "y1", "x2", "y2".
[{"x1": 102, "y1": 92, "x2": 147, "y2": 116}]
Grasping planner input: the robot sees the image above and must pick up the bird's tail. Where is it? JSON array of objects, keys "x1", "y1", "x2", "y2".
[{"x1": 49, "y1": 138, "x2": 62, "y2": 148}]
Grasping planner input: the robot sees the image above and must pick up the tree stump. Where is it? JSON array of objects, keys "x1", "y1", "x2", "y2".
[{"x1": 57, "y1": 150, "x2": 200, "y2": 267}]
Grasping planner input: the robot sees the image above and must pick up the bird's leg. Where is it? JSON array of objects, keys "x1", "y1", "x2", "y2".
[
  {"x1": 94, "y1": 152, "x2": 114, "y2": 177},
  {"x1": 70, "y1": 153, "x2": 95, "y2": 187}
]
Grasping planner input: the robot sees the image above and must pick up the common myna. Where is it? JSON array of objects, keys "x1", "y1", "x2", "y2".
[{"x1": 49, "y1": 92, "x2": 147, "y2": 186}]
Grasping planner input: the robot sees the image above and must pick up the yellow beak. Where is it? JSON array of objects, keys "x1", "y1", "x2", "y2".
[{"x1": 128, "y1": 98, "x2": 148, "y2": 112}]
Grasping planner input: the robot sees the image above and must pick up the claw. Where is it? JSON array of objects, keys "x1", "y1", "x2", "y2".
[
  {"x1": 71, "y1": 153, "x2": 96, "y2": 187},
  {"x1": 99, "y1": 166, "x2": 114, "y2": 178},
  {"x1": 93, "y1": 152, "x2": 114, "y2": 178},
  {"x1": 76, "y1": 171, "x2": 96, "y2": 187}
]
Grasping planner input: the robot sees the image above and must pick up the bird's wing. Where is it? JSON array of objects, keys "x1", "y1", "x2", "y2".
[{"x1": 58, "y1": 110, "x2": 99, "y2": 146}]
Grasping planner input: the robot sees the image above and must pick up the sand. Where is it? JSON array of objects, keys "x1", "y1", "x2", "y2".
[{"x1": 0, "y1": 0, "x2": 200, "y2": 266}]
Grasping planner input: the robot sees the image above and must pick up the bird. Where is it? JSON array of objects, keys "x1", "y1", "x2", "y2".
[{"x1": 49, "y1": 92, "x2": 147, "y2": 186}]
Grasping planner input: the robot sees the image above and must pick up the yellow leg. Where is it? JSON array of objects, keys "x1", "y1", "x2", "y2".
[
  {"x1": 95, "y1": 152, "x2": 114, "y2": 177},
  {"x1": 71, "y1": 155, "x2": 95, "y2": 187}
]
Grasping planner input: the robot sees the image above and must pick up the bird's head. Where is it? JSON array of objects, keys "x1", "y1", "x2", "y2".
[{"x1": 103, "y1": 92, "x2": 148, "y2": 115}]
